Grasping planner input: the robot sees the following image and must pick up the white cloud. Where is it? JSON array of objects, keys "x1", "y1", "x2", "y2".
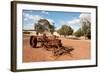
[
  {"x1": 59, "y1": 19, "x2": 80, "y2": 26},
  {"x1": 23, "y1": 18, "x2": 54, "y2": 30},
  {"x1": 67, "y1": 13, "x2": 91, "y2": 26},
  {"x1": 59, "y1": 20, "x2": 67, "y2": 25},
  {"x1": 56, "y1": 18, "x2": 80, "y2": 31},
  {"x1": 23, "y1": 12, "x2": 43, "y2": 25},
  {"x1": 24, "y1": 18, "x2": 28, "y2": 21},
  {"x1": 23, "y1": 13, "x2": 33, "y2": 20},
  {"x1": 32, "y1": 15, "x2": 43, "y2": 22},
  {"x1": 41, "y1": 11, "x2": 49, "y2": 14},
  {"x1": 23, "y1": 24, "x2": 34, "y2": 30},
  {"x1": 23, "y1": 12, "x2": 55, "y2": 30},
  {"x1": 23, "y1": 13, "x2": 43, "y2": 22},
  {"x1": 23, "y1": 15, "x2": 43, "y2": 30},
  {"x1": 68, "y1": 18, "x2": 80, "y2": 25},
  {"x1": 23, "y1": 13, "x2": 33, "y2": 22},
  {"x1": 55, "y1": 13, "x2": 91, "y2": 32}
]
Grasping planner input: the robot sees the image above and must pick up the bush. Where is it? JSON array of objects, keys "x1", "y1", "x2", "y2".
[
  {"x1": 74, "y1": 28, "x2": 83, "y2": 37},
  {"x1": 57, "y1": 25, "x2": 73, "y2": 37}
]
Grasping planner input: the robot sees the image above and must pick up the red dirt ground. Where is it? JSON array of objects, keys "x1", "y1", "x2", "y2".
[{"x1": 23, "y1": 37, "x2": 91, "y2": 62}]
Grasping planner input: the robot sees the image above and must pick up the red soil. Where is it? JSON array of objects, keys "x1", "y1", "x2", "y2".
[{"x1": 23, "y1": 37, "x2": 91, "y2": 62}]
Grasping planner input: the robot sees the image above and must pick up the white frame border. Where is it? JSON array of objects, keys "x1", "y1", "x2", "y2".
[{"x1": 16, "y1": 3, "x2": 97, "y2": 70}]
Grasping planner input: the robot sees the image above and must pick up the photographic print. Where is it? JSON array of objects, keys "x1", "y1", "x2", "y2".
[
  {"x1": 23, "y1": 10, "x2": 91, "y2": 62},
  {"x1": 11, "y1": 1, "x2": 98, "y2": 72}
]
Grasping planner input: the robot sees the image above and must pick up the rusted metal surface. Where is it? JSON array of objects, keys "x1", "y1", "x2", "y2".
[
  {"x1": 30, "y1": 34, "x2": 74, "y2": 58},
  {"x1": 53, "y1": 46, "x2": 74, "y2": 57}
]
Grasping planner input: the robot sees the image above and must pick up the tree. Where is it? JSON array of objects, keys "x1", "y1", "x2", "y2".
[
  {"x1": 80, "y1": 14, "x2": 91, "y2": 39},
  {"x1": 49, "y1": 24, "x2": 55, "y2": 34},
  {"x1": 81, "y1": 21, "x2": 90, "y2": 37},
  {"x1": 34, "y1": 19, "x2": 55, "y2": 35},
  {"x1": 34, "y1": 23, "x2": 45, "y2": 35},
  {"x1": 57, "y1": 25, "x2": 73, "y2": 37},
  {"x1": 38, "y1": 19, "x2": 51, "y2": 30},
  {"x1": 74, "y1": 28, "x2": 83, "y2": 37}
]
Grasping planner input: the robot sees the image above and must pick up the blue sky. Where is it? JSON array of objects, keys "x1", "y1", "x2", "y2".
[{"x1": 22, "y1": 10, "x2": 87, "y2": 31}]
